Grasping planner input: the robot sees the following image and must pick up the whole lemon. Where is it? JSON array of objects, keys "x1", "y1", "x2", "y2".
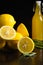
[{"x1": 0, "y1": 14, "x2": 16, "y2": 27}]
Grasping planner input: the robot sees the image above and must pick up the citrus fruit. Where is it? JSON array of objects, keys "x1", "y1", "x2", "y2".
[
  {"x1": 0, "y1": 38, "x2": 6, "y2": 49},
  {"x1": 17, "y1": 37, "x2": 35, "y2": 54},
  {"x1": 0, "y1": 26, "x2": 16, "y2": 40},
  {"x1": 7, "y1": 32, "x2": 23, "y2": 49},
  {"x1": 7, "y1": 40, "x2": 18, "y2": 49},
  {"x1": 17, "y1": 23, "x2": 29, "y2": 37},
  {"x1": 13, "y1": 32, "x2": 23, "y2": 40},
  {"x1": 0, "y1": 14, "x2": 16, "y2": 27}
]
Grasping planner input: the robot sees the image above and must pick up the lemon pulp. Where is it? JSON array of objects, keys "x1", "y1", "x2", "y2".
[
  {"x1": 17, "y1": 37, "x2": 35, "y2": 54},
  {"x1": 0, "y1": 26, "x2": 16, "y2": 40}
]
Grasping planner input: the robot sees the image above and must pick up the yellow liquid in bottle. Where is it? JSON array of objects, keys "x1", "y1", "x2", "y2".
[
  {"x1": 32, "y1": 1, "x2": 43, "y2": 48},
  {"x1": 42, "y1": 15, "x2": 43, "y2": 40}
]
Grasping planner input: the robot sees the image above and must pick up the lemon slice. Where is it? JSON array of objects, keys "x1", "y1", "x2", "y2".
[
  {"x1": 0, "y1": 38, "x2": 6, "y2": 49},
  {"x1": 0, "y1": 26, "x2": 16, "y2": 40},
  {"x1": 0, "y1": 14, "x2": 16, "y2": 27},
  {"x1": 17, "y1": 23, "x2": 29, "y2": 37},
  {"x1": 17, "y1": 37, "x2": 35, "y2": 54}
]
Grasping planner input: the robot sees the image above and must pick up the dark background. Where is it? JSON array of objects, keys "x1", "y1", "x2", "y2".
[{"x1": 0, "y1": 0, "x2": 43, "y2": 38}]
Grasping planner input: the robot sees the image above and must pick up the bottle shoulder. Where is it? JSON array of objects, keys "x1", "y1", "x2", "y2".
[{"x1": 32, "y1": 12, "x2": 43, "y2": 22}]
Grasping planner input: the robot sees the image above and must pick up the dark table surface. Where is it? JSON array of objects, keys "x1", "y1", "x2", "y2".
[{"x1": 0, "y1": 47, "x2": 43, "y2": 65}]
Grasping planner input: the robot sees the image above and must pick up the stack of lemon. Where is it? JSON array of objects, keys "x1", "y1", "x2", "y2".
[{"x1": 0, "y1": 14, "x2": 35, "y2": 55}]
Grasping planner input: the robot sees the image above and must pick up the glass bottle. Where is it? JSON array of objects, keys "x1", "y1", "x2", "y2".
[
  {"x1": 42, "y1": 2, "x2": 43, "y2": 44},
  {"x1": 42, "y1": 2, "x2": 43, "y2": 14},
  {"x1": 32, "y1": 1, "x2": 43, "y2": 48}
]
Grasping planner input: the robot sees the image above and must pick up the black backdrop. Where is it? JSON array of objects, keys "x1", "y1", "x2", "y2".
[{"x1": 0, "y1": 0, "x2": 42, "y2": 38}]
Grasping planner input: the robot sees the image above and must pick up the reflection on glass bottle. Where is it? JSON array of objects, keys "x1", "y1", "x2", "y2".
[
  {"x1": 32, "y1": 1, "x2": 43, "y2": 48},
  {"x1": 42, "y1": 2, "x2": 43, "y2": 13}
]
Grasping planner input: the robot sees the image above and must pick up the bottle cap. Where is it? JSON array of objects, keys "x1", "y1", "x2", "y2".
[{"x1": 36, "y1": 1, "x2": 41, "y2": 6}]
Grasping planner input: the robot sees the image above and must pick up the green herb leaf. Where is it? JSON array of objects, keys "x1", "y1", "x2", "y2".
[{"x1": 23, "y1": 52, "x2": 36, "y2": 57}]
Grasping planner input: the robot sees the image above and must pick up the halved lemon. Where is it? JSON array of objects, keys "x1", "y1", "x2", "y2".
[
  {"x1": 0, "y1": 26, "x2": 16, "y2": 40},
  {"x1": 0, "y1": 38, "x2": 6, "y2": 49},
  {"x1": 17, "y1": 23, "x2": 29, "y2": 37},
  {"x1": 17, "y1": 37, "x2": 35, "y2": 54}
]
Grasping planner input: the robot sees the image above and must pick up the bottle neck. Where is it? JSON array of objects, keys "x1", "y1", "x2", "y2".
[{"x1": 35, "y1": 3, "x2": 41, "y2": 15}]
